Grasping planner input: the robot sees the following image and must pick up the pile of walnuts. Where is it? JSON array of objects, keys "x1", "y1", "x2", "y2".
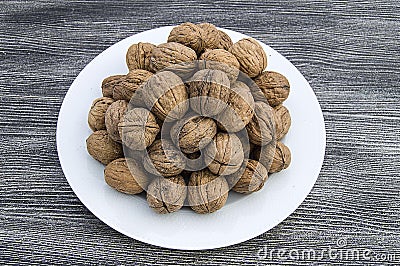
[{"x1": 86, "y1": 22, "x2": 292, "y2": 214}]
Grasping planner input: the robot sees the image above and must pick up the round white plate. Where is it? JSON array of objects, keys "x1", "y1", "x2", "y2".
[{"x1": 57, "y1": 26, "x2": 326, "y2": 250}]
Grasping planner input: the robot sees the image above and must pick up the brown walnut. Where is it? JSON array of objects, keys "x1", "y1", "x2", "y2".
[
  {"x1": 274, "y1": 105, "x2": 291, "y2": 140},
  {"x1": 88, "y1": 97, "x2": 114, "y2": 131},
  {"x1": 168, "y1": 22, "x2": 205, "y2": 54},
  {"x1": 104, "y1": 158, "x2": 148, "y2": 194},
  {"x1": 199, "y1": 49, "x2": 240, "y2": 82},
  {"x1": 144, "y1": 139, "x2": 186, "y2": 177},
  {"x1": 254, "y1": 71, "x2": 290, "y2": 107},
  {"x1": 119, "y1": 108, "x2": 160, "y2": 150},
  {"x1": 101, "y1": 74, "x2": 125, "y2": 98},
  {"x1": 216, "y1": 81, "x2": 255, "y2": 132},
  {"x1": 229, "y1": 38, "x2": 267, "y2": 78},
  {"x1": 150, "y1": 42, "x2": 197, "y2": 72},
  {"x1": 269, "y1": 141, "x2": 291, "y2": 173},
  {"x1": 126, "y1": 42, "x2": 155, "y2": 72},
  {"x1": 204, "y1": 132, "x2": 244, "y2": 175},
  {"x1": 187, "y1": 169, "x2": 229, "y2": 214},
  {"x1": 251, "y1": 142, "x2": 276, "y2": 172},
  {"x1": 246, "y1": 101, "x2": 275, "y2": 146},
  {"x1": 105, "y1": 100, "x2": 128, "y2": 142},
  {"x1": 86, "y1": 130, "x2": 123, "y2": 165},
  {"x1": 147, "y1": 176, "x2": 187, "y2": 214},
  {"x1": 113, "y1": 69, "x2": 153, "y2": 101},
  {"x1": 170, "y1": 114, "x2": 217, "y2": 154},
  {"x1": 188, "y1": 69, "x2": 231, "y2": 116},
  {"x1": 227, "y1": 159, "x2": 268, "y2": 194},
  {"x1": 197, "y1": 23, "x2": 233, "y2": 50},
  {"x1": 141, "y1": 71, "x2": 189, "y2": 121}
]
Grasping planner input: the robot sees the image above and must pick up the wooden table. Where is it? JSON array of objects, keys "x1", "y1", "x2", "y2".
[{"x1": 1, "y1": 1, "x2": 399, "y2": 264}]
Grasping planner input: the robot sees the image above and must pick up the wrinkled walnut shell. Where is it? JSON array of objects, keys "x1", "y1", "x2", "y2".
[
  {"x1": 170, "y1": 114, "x2": 217, "y2": 154},
  {"x1": 144, "y1": 139, "x2": 186, "y2": 177},
  {"x1": 168, "y1": 22, "x2": 205, "y2": 54},
  {"x1": 204, "y1": 132, "x2": 244, "y2": 175},
  {"x1": 147, "y1": 176, "x2": 187, "y2": 214},
  {"x1": 187, "y1": 169, "x2": 229, "y2": 214},
  {"x1": 105, "y1": 100, "x2": 128, "y2": 142},
  {"x1": 86, "y1": 130, "x2": 123, "y2": 165},
  {"x1": 188, "y1": 69, "x2": 231, "y2": 116},
  {"x1": 104, "y1": 158, "x2": 148, "y2": 194},
  {"x1": 119, "y1": 108, "x2": 160, "y2": 150},
  {"x1": 274, "y1": 105, "x2": 291, "y2": 140},
  {"x1": 269, "y1": 141, "x2": 291, "y2": 173},
  {"x1": 246, "y1": 101, "x2": 275, "y2": 146},
  {"x1": 113, "y1": 69, "x2": 153, "y2": 101},
  {"x1": 102, "y1": 74, "x2": 125, "y2": 98},
  {"x1": 126, "y1": 42, "x2": 155, "y2": 72},
  {"x1": 88, "y1": 97, "x2": 114, "y2": 131},
  {"x1": 197, "y1": 23, "x2": 233, "y2": 50},
  {"x1": 150, "y1": 42, "x2": 197, "y2": 72},
  {"x1": 199, "y1": 49, "x2": 240, "y2": 82},
  {"x1": 254, "y1": 71, "x2": 290, "y2": 107},
  {"x1": 229, "y1": 38, "x2": 267, "y2": 78},
  {"x1": 227, "y1": 159, "x2": 268, "y2": 194}
]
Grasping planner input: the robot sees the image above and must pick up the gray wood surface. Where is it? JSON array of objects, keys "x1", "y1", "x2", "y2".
[{"x1": 1, "y1": 0, "x2": 399, "y2": 265}]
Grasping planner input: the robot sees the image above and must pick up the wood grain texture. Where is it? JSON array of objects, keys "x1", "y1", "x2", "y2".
[{"x1": 1, "y1": 0, "x2": 399, "y2": 265}]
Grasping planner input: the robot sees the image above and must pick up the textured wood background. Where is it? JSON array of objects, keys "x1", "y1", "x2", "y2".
[{"x1": 1, "y1": 0, "x2": 399, "y2": 265}]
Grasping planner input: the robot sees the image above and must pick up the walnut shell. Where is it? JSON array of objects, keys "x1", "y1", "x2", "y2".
[
  {"x1": 188, "y1": 69, "x2": 231, "y2": 116},
  {"x1": 126, "y1": 42, "x2": 155, "y2": 71},
  {"x1": 204, "y1": 132, "x2": 244, "y2": 175},
  {"x1": 86, "y1": 130, "x2": 123, "y2": 165},
  {"x1": 246, "y1": 101, "x2": 275, "y2": 146},
  {"x1": 227, "y1": 159, "x2": 268, "y2": 194},
  {"x1": 168, "y1": 22, "x2": 205, "y2": 54},
  {"x1": 102, "y1": 74, "x2": 125, "y2": 98},
  {"x1": 187, "y1": 169, "x2": 229, "y2": 214},
  {"x1": 199, "y1": 49, "x2": 240, "y2": 82},
  {"x1": 150, "y1": 42, "x2": 197, "y2": 72},
  {"x1": 144, "y1": 139, "x2": 186, "y2": 177},
  {"x1": 119, "y1": 108, "x2": 160, "y2": 150},
  {"x1": 170, "y1": 114, "x2": 217, "y2": 153},
  {"x1": 105, "y1": 100, "x2": 128, "y2": 142},
  {"x1": 251, "y1": 142, "x2": 276, "y2": 172},
  {"x1": 274, "y1": 105, "x2": 291, "y2": 140},
  {"x1": 216, "y1": 81, "x2": 255, "y2": 132},
  {"x1": 141, "y1": 71, "x2": 189, "y2": 121},
  {"x1": 254, "y1": 71, "x2": 290, "y2": 107},
  {"x1": 113, "y1": 69, "x2": 153, "y2": 101},
  {"x1": 229, "y1": 38, "x2": 267, "y2": 78},
  {"x1": 269, "y1": 141, "x2": 291, "y2": 173},
  {"x1": 88, "y1": 97, "x2": 114, "y2": 131},
  {"x1": 197, "y1": 23, "x2": 233, "y2": 50},
  {"x1": 147, "y1": 176, "x2": 187, "y2": 214},
  {"x1": 104, "y1": 158, "x2": 148, "y2": 194}
]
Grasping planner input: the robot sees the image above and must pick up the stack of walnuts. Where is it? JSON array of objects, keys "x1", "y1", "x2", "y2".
[{"x1": 86, "y1": 22, "x2": 292, "y2": 214}]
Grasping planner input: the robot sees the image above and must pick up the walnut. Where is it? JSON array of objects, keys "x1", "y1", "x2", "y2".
[
  {"x1": 197, "y1": 23, "x2": 233, "y2": 50},
  {"x1": 144, "y1": 139, "x2": 186, "y2": 177},
  {"x1": 269, "y1": 141, "x2": 291, "y2": 173},
  {"x1": 105, "y1": 100, "x2": 128, "y2": 142},
  {"x1": 86, "y1": 130, "x2": 123, "y2": 165},
  {"x1": 168, "y1": 22, "x2": 205, "y2": 54},
  {"x1": 126, "y1": 42, "x2": 155, "y2": 71},
  {"x1": 216, "y1": 81, "x2": 254, "y2": 132},
  {"x1": 251, "y1": 142, "x2": 276, "y2": 172},
  {"x1": 170, "y1": 114, "x2": 217, "y2": 153},
  {"x1": 246, "y1": 101, "x2": 275, "y2": 146},
  {"x1": 118, "y1": 108, "x2": 160, "y2": 150},
  {"x1": 188, "y1": 69, "x2": 231, "y2": 116},
  {"x1": 150, "y1": 42, "x2": 197, "y2": 72},
  {"x1": 204, "y1": 132, "x2": 244, "y2": 175},
  {"x1": 229, "y1": 38, "x2": 267, "y2": 78},
  {"x1": 88, "y1": 97, "x2": 114, "y2": 131},
  {"x1": 147, "y1": 176, "x2": 187, "y2": 214},
  {"x1": 113, "y1": 69, "x2": 153, "y2": 101},
  {"x1": 101, "y1": 74, "x2": 125, "y2": 97},
  {"x1": 274, "y1": 105, "x2": 291, "y2": 140},
  {"x1": 187, "y1": 169, "x2": 229, "y2": 214},
  {"x1": 140, "y1": 71, "x2": 189, "y2": 121},
  {"x1": 104, "y1": 158, "x2": 148, "y2": 194},
  {"x1": 226, "y1": 159, "x2": 268, "y2": 194},
  {"x1": 199, "y1": 49, "x2": 240, "y2": 81},
  {"x1": 254, "y1": 71, "x2": 290, "y2": 107}
]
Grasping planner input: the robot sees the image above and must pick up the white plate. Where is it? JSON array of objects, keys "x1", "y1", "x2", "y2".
[{"x1": 57, "y1": 26, "x2": 326, "y2": 250}]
